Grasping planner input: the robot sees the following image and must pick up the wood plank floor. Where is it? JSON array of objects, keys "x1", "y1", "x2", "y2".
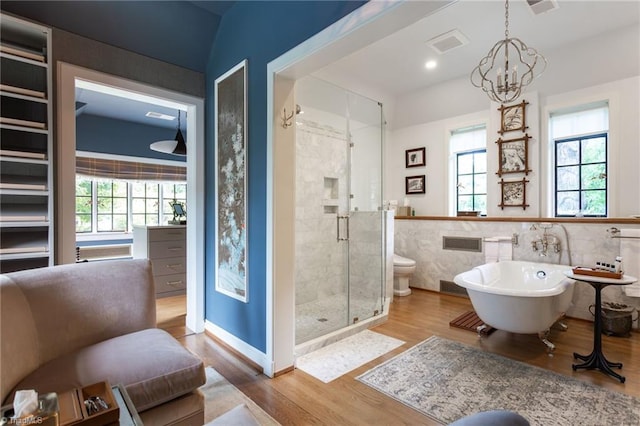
[{"x1": 157, "y1": 290, "x2": 640, "y2": 425}]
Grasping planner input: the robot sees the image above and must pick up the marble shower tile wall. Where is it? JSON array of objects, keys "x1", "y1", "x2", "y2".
[
  {"x1": 394, "y1": 219, "x2": 640, "y2": 325},
  {"x1": 295, "y1": 119, "x2": 348, "y2": 305}
]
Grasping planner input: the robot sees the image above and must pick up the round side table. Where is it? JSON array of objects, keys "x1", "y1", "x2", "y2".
[{"x1": 564, "y1": 272, "x2": 638, "y2": 383}]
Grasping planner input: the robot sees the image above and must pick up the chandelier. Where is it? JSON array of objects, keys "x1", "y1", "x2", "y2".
[{"x1": 470, "y1": 0, "x2": 547, "y2": 103}]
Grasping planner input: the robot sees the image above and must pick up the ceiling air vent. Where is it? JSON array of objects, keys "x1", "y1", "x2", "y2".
[
  {"x1": 145, "y1": 111, "x2": 176, "y2": 121},
  {"x1": 426, "y1": 29, "x2": 469, "y2": 55},
  {"x1": 526, "y1": 0, "x2": 559, "y2": 16}
]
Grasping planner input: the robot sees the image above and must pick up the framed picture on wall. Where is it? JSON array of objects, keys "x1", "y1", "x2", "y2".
[
  {"x1": 498, "y1": 100, "x2": 529, "y2": 135},
  {"x1": 496, "y1": 134, "x2": 531, "y2": 176},
  {"x1": 215, "y1": 59, "x2": 249, "y2": 303},
  {"x1": 498, "y1": 178, "x2": 530, "y2": 210},
  {"x1": 405, "y1": 175, "x2": 425, "y2": 194},
  {"x1": 405, "y1": 147, "x2": 426, "y2": 168}
]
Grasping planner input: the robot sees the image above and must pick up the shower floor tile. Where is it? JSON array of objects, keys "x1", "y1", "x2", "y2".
[{"x1": 295, "y1": 293, "x2": 380, "y2": 345}]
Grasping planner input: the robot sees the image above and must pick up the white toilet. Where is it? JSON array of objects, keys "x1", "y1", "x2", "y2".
[{"x1": 393, "y1": 254, "x2": 416, "y2": 296}]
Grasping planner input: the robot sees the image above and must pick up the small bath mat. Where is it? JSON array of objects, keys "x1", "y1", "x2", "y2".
[{"x1": 449, "y1": 311, "x2": 495, "y2": 335}]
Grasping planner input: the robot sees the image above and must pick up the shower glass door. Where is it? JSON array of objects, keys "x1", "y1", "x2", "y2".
[
  {"x1": 294, "y1": 76, "x2": 384, "y2": 345},
  {"x1": 346, "y1": 91, "x2": 384, "y2": 325}
]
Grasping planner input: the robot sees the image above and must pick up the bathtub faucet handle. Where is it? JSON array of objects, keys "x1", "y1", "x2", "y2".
[
  {"x1": 531, "y1": 237, "x2": 541, "y2": 251},
  {"x1": 511, "y1": 233, "x2": 519, "y2": 247}
]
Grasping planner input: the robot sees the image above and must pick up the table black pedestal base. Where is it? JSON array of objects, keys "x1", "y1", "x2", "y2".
[
  {"x1": 566, "y1": 272, "x2": 636, "y2": 384},
  {"x1": 572, "y1": 349, "x2": 625, "y2": 383}
]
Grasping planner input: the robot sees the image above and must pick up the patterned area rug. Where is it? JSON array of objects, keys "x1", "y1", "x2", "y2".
[
  {"x1": 296, "y1": 330, "x2": 405, "y2": 383},
  {"x1": 357, "y1": 336, "x2": 640, "y2": 425}
]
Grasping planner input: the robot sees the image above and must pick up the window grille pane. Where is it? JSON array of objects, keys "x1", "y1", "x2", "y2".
[
  {"x1": 132, "y1": 198, "x2": 145, "y2": 211},
  {"x1": 76, "y1": 214, "x2": 92, "y2": 233},
  {"x1": 132, "y1": 214, "x2": 146, "y2": 226},
  {"x1": 473, "y1": 152, "x2": 487, "y2": 173},
  {"x1": 474, "y1": 195, "x2": 487, "y2": 212},
  {"x1": 458, "y1": 175, "x2": 473, "y2": 194},
  {"x1": 474, "y1": 174, "x2": 487, "y2": 193},
  {"x1": 113, "y1": 198, "x2": 127, "y2": 214},
  {"x1": 146, "y1": 183, "x2": 159, "y2": 197},
  {"x1": 582, "y1": 137, "x2": 606, "y2": 163},
  {"x1": 582, "y1": 164, "x2": 606, "y2": 189},
  {"x1": 113, "y1": 181, "x2": 127, "y2": 197},
  {"x1": 557, "y1": 192, "x2": 580, "y2": 215},
  {"x1": 97, "y1": 182, "x2": 112, "y2": 197},
  {"x1": 97, "y1": 198, "x2": 112, "y2": 213},
  {"x1": 458, "y1": 155, "x2": 473, "y2": 174},
  {"x1": 76, "y1": 196, "x2": 91, "y2": 214},
  {"x1": 146, "y1": 199, "x2": 159, "y2": 212},
  {"x1": 146, "y1": 214, "x2": 159, "y2": 226},
  {"x1": 131, "y1": 183, "x2": 146, "y2": 197},
  {"x1": 458, "y1": 195, "x2": 473, "y2": 211},
  {"x1": 76, "y1": 179, "x2": 92, "y2": 196},
  {"x1": 557, "y1": 141, "x2": 579, "y2": 166},
  {"x1": 112, "y1": 215, "x2": 127, "y2": 231},
  {"x1": 97, "y1": 215, "x2": 112, "y2": 231},
  {"x1": 557, "y1": 166, "x2": 579, "y2": 190},
  {"x1": 583, "y1": 191, "x2": 606, "y2": 216}
]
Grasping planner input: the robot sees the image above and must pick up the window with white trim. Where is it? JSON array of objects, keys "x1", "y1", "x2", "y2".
[
  {"x1": 450, "y1": 125, "x2": 487, "y2": 215},
  {"x1": 550, "y1": 103, "x2": 608, "y2": 217},
  {"x1": 75, "y1": 177, "x2": 186, "y2": 233}
]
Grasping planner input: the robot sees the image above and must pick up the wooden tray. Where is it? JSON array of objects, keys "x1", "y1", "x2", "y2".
[{"x1": 572, "y1": 267, "x2": 623, "y2": 279}]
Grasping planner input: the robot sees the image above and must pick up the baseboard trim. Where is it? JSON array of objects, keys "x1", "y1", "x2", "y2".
[{"x1": 204, "y1": 321, "x2": 266, "y2": 374}]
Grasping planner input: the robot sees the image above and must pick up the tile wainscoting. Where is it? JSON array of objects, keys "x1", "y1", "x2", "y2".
[{"x1": 394, "y1": 218, "x2": 640, "y2": 325}]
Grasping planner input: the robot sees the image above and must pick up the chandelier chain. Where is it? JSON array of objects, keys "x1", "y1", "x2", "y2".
[{"x1": 504, "y1": 0, "x2": 510, "y2": 39}]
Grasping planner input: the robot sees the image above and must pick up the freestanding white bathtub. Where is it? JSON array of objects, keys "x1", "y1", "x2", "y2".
[{"x1": 453, "y1": 260, "x2": 575, "y2": 351}]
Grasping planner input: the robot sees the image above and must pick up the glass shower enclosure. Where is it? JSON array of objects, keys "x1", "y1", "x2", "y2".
[{"x1": 294, "y1": 75, "x2": 385, "y2": 345}]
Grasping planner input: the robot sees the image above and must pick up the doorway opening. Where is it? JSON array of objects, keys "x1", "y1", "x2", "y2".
[{"x1": 58, "y1": 63, "x2": 205, "y2": 333}]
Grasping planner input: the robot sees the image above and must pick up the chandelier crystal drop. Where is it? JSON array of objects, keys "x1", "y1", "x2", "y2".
[{"x1": 470, "y1": 0, "x2": 547, "y2": 103}]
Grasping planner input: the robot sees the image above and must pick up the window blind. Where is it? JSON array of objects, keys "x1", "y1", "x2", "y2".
[{"x1": 76, "y1": 157, "x2": 186, "y2": 181}]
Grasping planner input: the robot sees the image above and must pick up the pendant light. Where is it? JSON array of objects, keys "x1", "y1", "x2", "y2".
[
  {"x1": 470, "y1": 0, "x2": 547, "y2": 103},
  {"x1": 150, "y1": 110, "x2": 187, "y2": 156}
]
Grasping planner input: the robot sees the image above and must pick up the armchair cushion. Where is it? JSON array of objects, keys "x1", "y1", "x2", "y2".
[{"x1": 9, "y1": 328, "x2": 205, "y2": 413}]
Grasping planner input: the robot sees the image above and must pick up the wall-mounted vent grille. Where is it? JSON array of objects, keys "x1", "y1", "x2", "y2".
[
  {"x1": 440, "y1": 280, "x2": 468, "y2": 297},
  {"x1": 442, "y1": 236, "x2": 482, "y2": 252},
  {"x1": 526, "y1": 0, "x2": 559, "y2": 15},
  {"x1": 426, "y1": 29, "x2": 469, "y2": 54}
]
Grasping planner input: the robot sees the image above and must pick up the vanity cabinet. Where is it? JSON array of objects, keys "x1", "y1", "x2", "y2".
[
  {"x1": 0, "y1": 14, "x2": 53, "y2": 273},
  {"x1": 132, "y1": 225, "x2": 186, "y2": 298}
]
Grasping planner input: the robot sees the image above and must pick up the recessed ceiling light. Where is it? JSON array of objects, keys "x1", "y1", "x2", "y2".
[
  {"x1": 146, "y1": 111, "x2": 176, "y2": 121},
  {"x1": 425, "y1": 60, "x2": 437, "y2": 70}
]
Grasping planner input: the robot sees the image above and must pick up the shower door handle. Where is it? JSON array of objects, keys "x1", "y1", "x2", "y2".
[{"x1": 337, "y1": 214, "x2": 350, "y2": 242}]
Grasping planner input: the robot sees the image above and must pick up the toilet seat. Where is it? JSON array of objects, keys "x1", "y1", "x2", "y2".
[
  {"x1": 393, "y1": 253, "x2": 415, "y2": 297},
  {"x1": 394, "y1": 254, "x2": 416, "y2": 267}
]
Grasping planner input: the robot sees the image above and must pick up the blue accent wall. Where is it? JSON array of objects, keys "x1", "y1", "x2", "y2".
[
  {"x1": 0, "y1": 1, "x2": 221, "y2": 72},
  {"x1": 205, "y1": 1, "x2": 366, "y2": 352},
  {"x1": 76, "y1": 114, "x2": 187, "y2": 162}
]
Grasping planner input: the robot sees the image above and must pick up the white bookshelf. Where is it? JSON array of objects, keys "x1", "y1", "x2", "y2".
[{"x1": 0, "y1": 13, "x2": 53, "y2": 272}]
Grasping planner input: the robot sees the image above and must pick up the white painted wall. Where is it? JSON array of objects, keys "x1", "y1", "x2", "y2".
[{"x1": 386, "y1": 76, "x2": 640, "y2": 218}]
